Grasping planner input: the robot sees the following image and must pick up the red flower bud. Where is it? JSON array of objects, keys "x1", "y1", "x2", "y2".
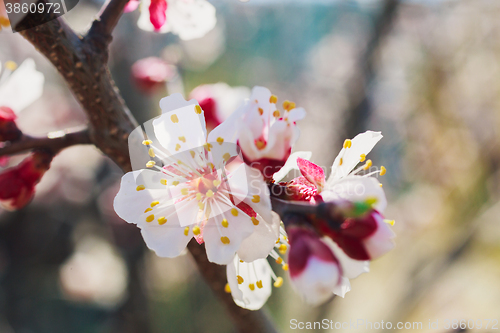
[
  {"x1": 0, "y1": 106, "x2": 22, "y2": 142},
  {"x1": 131, "y1": 57, "x2": 175, "y2": 94},
  {"x1": 0, "y1": 150, "x2": 53, "y2": 210}
]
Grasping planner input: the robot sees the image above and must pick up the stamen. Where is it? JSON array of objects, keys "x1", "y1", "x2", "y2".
[
  {"x1": 181, "y1": 188, "x2": 189, "y2": 195},
  {"x1": 339, "y1": 157, "x2": 343, "y2": 166},
  {"x1": 251, "y1": 195, "x2": 260, "y2": 203},
  {"x1": 213, "y1": 179, "x2": 221, "y2": 187},
  {"x1": 275, "y1": 257, "x2": 283, "y2": 264},
  {"x1": 223, "y1": 153, "x2": 231, "y2": 162},
  {"x1": 142, "y1": 140, "x2": 153, "y2": 145},
  {"x1": 136, "y1": 185, "x2": 146, "y2": 191},
  {"x1": 273, "y1": 110, "x2": 280, "y2": 118},
  {"x1": 160, "y1": 179, "x2": 167, "y2": 185},
  {"x1": 4, "y1": 61, "x2": 17, "y2": 71},
  {"x1": 258, "y1": 108, "x2": 264, "y2": 115},
  {"x1": 224, "y1": 283, "x2": 231, "y2": 293},
  {"x1": 178, "y1": 136, "x2": 186, "y2": 142},
  {"x1": 195, "y1": 105, "x2": 202, "y2": 114},
  {"x1": 282, "y1": 100, "x2": 291, "y2": 110},
  {"x1": 256, "y1": 280, "x2": 263, "y2": 289},
  {"x1": 363, "y1": 159, "x2": 372, "y2": 170},
  {"x1": 217, "y1": 137, "x2": 224, "y2": 145},
  {"x1": 151, "y1": 201, "x2": 160, "y2": 207},
  {"x1": 172, "y1": 181, "x2": 180, "y2": 186},
  {"x1": 193, "y1": 226, "x2": 201, "y2": 235},
  {"x1": 175, "y1": 144, "x2": 181, "y2": 151},
  {"x1": 184, "y1": 227, "x2": 190, "y2": 236},
  {"x1": 221, "y1": 236, "x2": 230, "y2": 244},
  {"x1": 148, "y1": 148, "x2": 155, "y2": 158},
  {"x1": 269, "y1": 95, "x2": 278, "y2": 104},
  {"x1": 278, "y1": 244, "x2": 287, "y2": 254},
  {"x1": 251, "y1": 217, "x2": 259, "y2": 225},
  {"x1": 144, "y1": 208, "x2": 152, "y2": 213},
  {"x1": 158, "y1": 217, "x2": 167, "y2": 225},
  {"x1": 146, "y1": 161, "x2": 156, "y2": 168},
  {"x1": 249, "y1": 283, "x2": 255, "y2": 291},
  {"x1": 196, "y1": 193, "x2": 202, "y2": 201},
  {"x1": 171, "y1": 114, "x2": 179, "y2": 123},
  {"x1": 343, "y1": 139, "x2": 352, "y2": 149},
  {"x1": 206, "y1": 190, "x2": 214, "y2": 198},
  {"x1": 273, "y1": 277, "x2": 284, "y2": 288},
  {"x1": 146, "y1": 215, "x2": 154, "y2": 222},
  {"x1": 221, "y1": 219, "x2": 229, "y2": 228},
  {"x1": 237, "y1": 275, "x2": 244, "y2": 284},
  {"x1": 231, "y1": 208, "x2": 238, "y2": 216},
  {"x1": 380, "y1": 166, "x2": 387, "y2": 176},
  {"x1": 360, "y1": 154, "x2": 366, "y2": 162},
  {"x1": 384, "y1": 219, "x2": 395, "y2": 226},
  {"x1": 282, "y1": 264, "x2": 289, "y2": 271}
]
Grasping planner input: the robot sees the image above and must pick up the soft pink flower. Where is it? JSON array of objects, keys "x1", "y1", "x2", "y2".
[{"x1": 131, "y1": 57, "x2": 175, "y2": 94}]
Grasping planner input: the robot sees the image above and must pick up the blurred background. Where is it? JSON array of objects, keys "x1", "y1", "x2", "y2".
[{"x1": 1, "y1": 0, "x2": 500, "y2": 332}]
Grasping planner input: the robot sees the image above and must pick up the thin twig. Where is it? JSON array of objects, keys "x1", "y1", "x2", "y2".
[
  {"x1": 0, "y1": 127, "x2": 91, "y2": 157},
  {"x1": 87, "y1": 0, "x2": 130, "y2": 49}
]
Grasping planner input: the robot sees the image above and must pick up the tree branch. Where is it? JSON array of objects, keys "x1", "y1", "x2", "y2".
[
  {"x1": 87, "y1": 0, "x2": 130, "y2": 50},
  {"x1": 0, "y1": 127, "x2": 91, "y2": 157}
]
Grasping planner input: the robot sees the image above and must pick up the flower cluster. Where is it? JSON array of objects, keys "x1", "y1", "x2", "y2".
[{"x1": 114, "y1": 86, "x2": 395, "y2": 310}]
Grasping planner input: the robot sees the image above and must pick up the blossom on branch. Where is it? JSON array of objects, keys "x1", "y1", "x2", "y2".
[
  {"x1": 131, "y1": 57, "x2": 176, "y2": 94},
  {"x1": 0, "y1": 150, "x2": 53, "y2": 210},
  {"x1": 210, "y1": 86, "x2": 306, "y2": 180},
  {"x1": 114, "y1": 94, "x2": 279, "y2": 265},
  {"x1": 127, "y1": 0, "x2": 216, "y2": 40}
]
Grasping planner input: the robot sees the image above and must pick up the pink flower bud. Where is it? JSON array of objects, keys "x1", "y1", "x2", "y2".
[
  {"x1": 287, "y1": 226, "x2": 342, "y2": 305},
  {"x1": 149, "y1": 0, "x2": 168, "y2": 31},
  {"x1": 0, "y1": 150, "x2": 53, "y2": 210},
  {"x1": 326, "y1": 210, "x2": 395, "y2": 261},
  {"x1": 0, "y1": 106, "x2": 22, "y2": 142},
  {"x1": 131, "y1": 57, "x2": 175, "y2": 94}
]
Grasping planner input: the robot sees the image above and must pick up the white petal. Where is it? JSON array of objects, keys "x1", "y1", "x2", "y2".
[
  {"x1": 0, "y1": 59, "x2": 44, "y2": 112},
  {"x1": 113, "y1": 170, "x2": 193, "y2": 257},
  {"x1": 227, "y1": 255, "x2": 272, "y2": 310},
  {"x1": 202, "y1": 209, "x2": 255, "y2": 265},
  {"x1": 322, "y1": 176, "x2": 387, "y2": 213},
  {"x1": 323, "y1": 237, "x2": 369, "y2": 279},
  {"x1": 363, "y1": 213, "x2": 395, "y2": 260},
  {"x1": 153, "y1": 104, "x2": 207, "y2": 154},
  {"x1": 207, "y1": 102, "x2": 245, "y2": 144},
  {"x1": 290, "y1": 256, "x2": 341, "y2": 306},
  {"x1": 273, "y1": 151, "x2": 312, "y2": 182},
  {"x1": 159, "y1": 93, "x2": 198, "y2": 113},
  {"x1": 328, "y1": 131, "x2": 383, "y2": 182},
  {"x1": 331, "y1": 276, "x2": 351, "y2": 298},
  {"x1": 237, "y1": 212, "x2": 280, "y2": 262},
  {"x1": 286, "y1": 107, "x2": 306, "y2": 122}
]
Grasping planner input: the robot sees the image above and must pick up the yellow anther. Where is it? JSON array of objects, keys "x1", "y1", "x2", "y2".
[
  {"x1": 0, "y1": 17, "x2": 10, "y2": 28},
  {"x1": 5, "y1": 61, "x2": 17, "y2": 71},
  {"x1": 273, "y1": 277, "x2": 283, "y2": 288},
  {"x1": 276, "y1": 238, "x2": 280, "y2": 244},
  {"x1": 178, "y1": 136, "x2": 186, "y2": 142},
  {"x1": 144, "y1": 208, "x2": 152, "y2": 213},
  {"x1": 249, "y1": 283, "x2": 255, "y2": 291},
  {"x1": 258, "y1": 107, "x2": 264, "y2": 115},
  {"x1": 380, "y1": 166, "x2": 386, "y2": 176},
  {"x1": 365, "y1": 197, "x2": 378, "y2": 206},
  {"x1": 385, "y1": 219, "x2": 395, "y2": 226},
  {"x1": 269, "y1": 95, "x2": 278, "y2": 104},
  {"x1": 198, "y1": 202, "x2": 205, "y2": 210},
  {"x1": 363, "y1": 159, "x2": 372, "y2": 170},
  {"x1": 339, "y1": 157, "x2": 343, "y2": 166},
  {"x1": 221, "y1": 219, "x2": 229, "y2": 228},
  {"x1": 151, "y1": 201, "x2": 160, "y2": 207},
  {"x1": 195, "y1": 105, "x2": 202, "y2": 114},
  {"x1": 190, "y1": 151, "x2": 196, "y2": 158},
  {"x1": 224, "y1": 283, "x2": 231, "y2": 293},
  {"x1": 142, "y1": 140, "x2": 153, "y2": 146},
  {"x1": 175, "y1": 143, "x2": 181, "y2": 151},
  {"x1": 158, "y1": 217, "x2": 167, "y2": 225},
  {"x1": 172, "y1": 181, "x2": 180, "y2": 186},
  {"x1": 171, "y1": 114, "x2": 179, "y2": 123},
  {"x1": 278, "y1": 244, "x2": 287, "y2": 254},
  {"x1": 184, "y1": 227, "x2": 190, "y2": 236},
  {"x1": 343, "y1": 139, "x2": 352, "y2": 149},
  {"x1": 288, "y1": 102, "x2": 296, "y2": 110},
  {"x1": 217, "y1": 137, "x2": 224, "y2": 145},
  {"x1": 282, "y1": 264, "x2": 289, "y2": 271},
  {"x1": 148, "y1": 148, "x2": 155, "y2": 157},
  {"x1": 213, "y1": 179, "x2": 221, "y2": 187},
  {"x1": 223, "y1": 153, "x2": 231, "y2": 162},
  {"x1": 206, "y1": 190, "x2": 214, "y2": 198},
  {"x1": 379, "y1": 183, "x2": 383, "y2": 187},
  {"x1": 193, "y1": 226, "x2": 201, "y2": 235},
  {"x1": 251, "y1": 195, "x2": 260, "y2": 203},
  {"x1": 231, "y1": 208, "x2": 238, "y2": 216},
  {"x1": 196, "y1": 193, "x2": 202, "y2": 201},
  {"x1": 282, "y1": 100, "x2": 291, "y2": 110},
  {"x1": 221, "y1": 236, "x2": 230, "y2": 244},
  {"x1": 256, "y1": 280, "x2": 263, "y2": 289},
  {"x1": 146, "y1": 215, "x2": 155, "y2": 222},
  {"x1": 273, "y1": 110, "x2": 280, "y2": 118},
  {"x1": 136, "y1": 185, "x2": 146, "y2": 191},
  {"x1": 207, "y1": 162, "x2": 215, "y2": 170},
  {"x1": 360, "y1": 154, "x2": 366, "y2": 162},
  {"x1": 251, "y1": 217, "x2": 259, "y2": 225},
  {"x1": 160, "y1": 179, "x2": 167, "y2": 185},
  {"x1": 275, "y1": 257, "x2": 283, "y2": 264},
  {"x1": 146, "y1": 161, "x2": 156, "y2": 168},
  {"x1": 255, "y1": 140, "x2": 266, "y2": 150},
  {"x1": 204, "y1": 143, "x2": 213, "y2": 151},
  {"x1": 237, "y1": 275, "x2": 244, "y2": 284},
  {"x1": 240, "y1": 260, "x2": 244, "y2": 263},
  {"x1": 181, "y1": 188, "x2": 189, "y2": 195}
]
